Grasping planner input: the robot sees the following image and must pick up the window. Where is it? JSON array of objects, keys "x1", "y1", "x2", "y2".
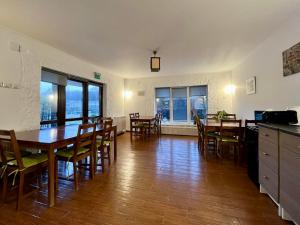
[
  {"x1": 172, "y1": 88, "x2": 187, "y2": 121},
  {"x1": 155, "y1": 88, "x2": 170, "y2": 122},
  {"x1": 40, "y1": 68, "x2": 103, "y2": 128},
  {"x1": 155, "y1": 86, "x2": 208, "y2": 124},
  {"x1": 40, "y1": 81, "x2": 58, "y2": 122},
  {"x1": 66, "y1": 80, "x2": 83, "y2": 119},
  {"x1": 190, "y1": 86, "x2": 208, "y2": 120},
  {"x1": 88, "y1": 84, "x2": 101, "y2": 117}
]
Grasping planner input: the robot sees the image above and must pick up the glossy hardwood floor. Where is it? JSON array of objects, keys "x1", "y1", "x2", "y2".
[{"x1": 0, "y1": 133, "x2": 291, "y2": 225}]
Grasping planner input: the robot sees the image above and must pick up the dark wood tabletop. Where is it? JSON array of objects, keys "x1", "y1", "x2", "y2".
[
  {"x1": 15, "y1": 124, "x2": 111, "y2": 144},
  {"x1": 8, "y1": 124, "x2": 118, "y2": 208}
]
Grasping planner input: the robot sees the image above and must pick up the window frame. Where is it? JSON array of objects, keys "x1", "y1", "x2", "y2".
[
  {"x1": 155, "y1": 85, "x2": 208, "y2": 124},
  {"x1": 40, "y1": 67, "x2": 103, "y2": 128}
]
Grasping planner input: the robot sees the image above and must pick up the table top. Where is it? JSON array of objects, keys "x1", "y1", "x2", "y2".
[{"x1": 14, "y1": 124, "x2": 115, "y2": 144}]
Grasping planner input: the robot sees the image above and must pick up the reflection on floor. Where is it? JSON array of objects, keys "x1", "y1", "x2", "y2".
[{"x1": 0, "y1": 133, "x2": 292, "y2": 225}]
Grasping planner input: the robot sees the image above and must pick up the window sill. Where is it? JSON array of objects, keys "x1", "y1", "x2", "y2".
[{"x1": 161, "y1": 122, "x2": 195, "y2": 127}]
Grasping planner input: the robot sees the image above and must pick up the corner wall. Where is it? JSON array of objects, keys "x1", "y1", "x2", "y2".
[
  {"x1": 232, "y1": 14, "x2": 300, "y2": 119},
  {"x1": 0, "y1": 25, "x2": 124, "y2": 131}
]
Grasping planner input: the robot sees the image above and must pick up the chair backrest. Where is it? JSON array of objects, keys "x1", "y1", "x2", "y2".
[
  {"x1": 0, "y1": 130, "x2": 24, "y2": 169},
  {"x1": 220, "y1": 119, "x2": 242, "y2": 141},
  {"x1": 245, "y1": 119, "x2": 259, "y2": 127},
  {"x1": 96, "y1": 117, "x2": 113, "y2": 124},
  {"x1": 206, "y1": 114, "x2": 217, "y2": 120},
  {"x1": 73, "y1": 124, "x2": 96, "y2": 158},
  {"x1": 98, "y1": 120, "x2": 113, "y2": 148},
  {"x1": 134, "y1": 112, "x2": 140, "y2": 118},
  {"x1": 129, "y1": 113, "x2": 135, "y2": 119},
  {"x1": 226, "y1": 114, "x2": 236, "y2": 120}
]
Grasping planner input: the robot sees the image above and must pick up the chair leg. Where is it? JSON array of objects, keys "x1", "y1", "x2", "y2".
[
  {"x1": 90, "y1": 154, "x2": 94, "y2": 179},
  {"x1": 73, "y1": 162, "x2": 78, "y2": 191},
  {"x1": 94, "y1": 150, "x2": 97, "y2": 173},
  {"x1": 17, "y1": 172, "x2": 24, "y2": 210},
  {"x1": 100, "y1": 149, "x2": 105, "y2": 172},
  {"x1": 107, "y1": 146, "x2": 111, "y2": 165},
  {"x1": 2, "y1": 171, "x2": 8, "y2": 202}
]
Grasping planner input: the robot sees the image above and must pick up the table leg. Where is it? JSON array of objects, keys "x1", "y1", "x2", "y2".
[
  {"x1": 48, "y1": 145, "x2": 55, "y2": 207},
  {"x1": 114, "y1": 126, "x2": 117, "y2": 162},
  {"x1": 148, "y1": 121, "x2": 151, "y2": 136},
  {"x1": 130, "y1": 120, "x2": 132, "y2": 140}
]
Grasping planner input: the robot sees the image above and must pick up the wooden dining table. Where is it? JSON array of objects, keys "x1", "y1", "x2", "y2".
[
  {"x1": 13, "y1": 124, "x2": 117, "y2": 207},
  {"x1": 200, "y1": 119, "x2": 243, "y2": 154},
  {"x1": 130, "y1": 116, "x2": 156, "y2": 138}
]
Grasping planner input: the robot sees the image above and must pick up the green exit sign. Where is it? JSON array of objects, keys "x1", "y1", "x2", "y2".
[{"x1": 94, "y1": 72, "x2": 101, "y2": 80}]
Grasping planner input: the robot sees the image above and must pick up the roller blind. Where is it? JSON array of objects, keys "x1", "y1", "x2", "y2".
[
  {"x1": 41, "y1": 70, "x2": 67, "y2": 86},
  {"x1": 155, "y1": 88, "x2": 170, "y2": 98},
  {"x1": 190, "y1": 86, "x2": 207, "y2": 96},
  {"x1": 172, "y1": 88, "x2": 187, "y2": 98}
]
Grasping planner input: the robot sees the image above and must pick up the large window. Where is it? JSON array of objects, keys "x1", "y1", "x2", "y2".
[
  {"x1": 190, "y1": 86, "x2": 208, "y2": 120},
  {"x1": 172, "y1": 88, "x2": 187, "y2": 122},
  {"x1": 88, "y1": 84, "x2": 101, "y2": 117},
  {"x1": 40, "y1": 68, "x2": 103, "y2": 128},
  {"x1": 155, "y1": 88, "x2": 170, "y2": 122},
  {"x1": 155, "y1": 86, "x2": 207, "y2": 124},
  {"x1": 40, "y1": 81, "x2": 58, "y2": 122},
  {"x1": 66, "y1": 80, "x2": 83, "y2": 119}
]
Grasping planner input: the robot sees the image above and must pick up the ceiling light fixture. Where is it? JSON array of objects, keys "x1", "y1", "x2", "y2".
[{"x1": 150, "y1": 50, "x2": 160, "y2": 72}]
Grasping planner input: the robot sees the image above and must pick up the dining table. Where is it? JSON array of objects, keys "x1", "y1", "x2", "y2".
[
  {"x1": 130, "y1": 116, "x2": 156, "y2": 138},
  {"x1": 200, "y1": 119, "x2": 244, "y2": 154},
  {"x1": 12, "y1": 124, "x2": 117, "y2": 207}
]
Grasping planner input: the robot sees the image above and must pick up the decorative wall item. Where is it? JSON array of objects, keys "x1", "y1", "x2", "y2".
[
  {"x1": 282, "y1": 42, "x2": 300, "y2": 76},
  {"x1": 246, "y1": 76, "x2": 256, "y2": 95}
]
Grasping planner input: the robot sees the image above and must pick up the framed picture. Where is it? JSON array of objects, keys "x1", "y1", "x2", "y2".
[
  {"x1": 283, "y1": 42, "x2": 300, "y2": 76},
  {"x1": 246, "y1": 77, "x2": 256, "y2": 95}
]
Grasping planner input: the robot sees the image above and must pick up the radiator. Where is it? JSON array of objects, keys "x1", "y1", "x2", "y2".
[
  {"x1": 112, "y1": 116, "x2": 126, "y2": 134},
  {"x1": 161, "y1": 125, "x2": 198, "y2": 136}
]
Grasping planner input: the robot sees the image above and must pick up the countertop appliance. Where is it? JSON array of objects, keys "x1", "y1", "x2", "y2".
[{"x1": 262, "y1": 110, "x2": 298, "y2": 125}]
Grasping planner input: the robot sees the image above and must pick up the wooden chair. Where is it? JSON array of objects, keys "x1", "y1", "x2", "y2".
[
  {"x1": 245, "y1": 119, "x2": 259, "y2": 127},
  {"x1": 0, "y1": 130, "x2": 48, "y2": 210},
  {"x1": 55, "y1": 123, "x2": 96, "y2": 191},
  {"x1": 195, "y1": 117, "x2": 218, "y2": 157},
  {"x1": 217, "y1": 120, "x2": 242, "y2": 163},
  {"x1": 129, "y1": 113, "x2": 144, "y2": 137},
  {"x1": 206, "y1": 114, "x2": 217, "y2": 121},
  {"x1": 226, "y1": 114, "x2": 236, "y2": 120},
  {"x1": 96, "y1": 117, "x2": 113, "y2": 124},
  {"x1": 95, "y1": 120, "x2": 113, "y2": 172}
]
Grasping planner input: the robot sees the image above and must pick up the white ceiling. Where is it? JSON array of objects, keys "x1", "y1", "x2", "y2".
[{"x1": 0, "y1": 0, "x2": 300, "y2": 78}]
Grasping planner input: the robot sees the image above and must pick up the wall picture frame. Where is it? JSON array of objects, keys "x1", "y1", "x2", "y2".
[
  {"x1": 282, "y1": 41, "x2": 300, "y2": 76},
  {"x1": 246, "y1": 76, "x2": 256, "y2": 95}
]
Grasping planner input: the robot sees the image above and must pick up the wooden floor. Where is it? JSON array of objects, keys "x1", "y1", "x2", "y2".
[{"x1": 0, "y1": 133, "x2": 292, "y2": 225}]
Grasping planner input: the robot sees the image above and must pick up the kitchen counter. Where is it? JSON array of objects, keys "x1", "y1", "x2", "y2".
[{"x1": 258, "y1": 123, "x2": 300, "y2": 137}]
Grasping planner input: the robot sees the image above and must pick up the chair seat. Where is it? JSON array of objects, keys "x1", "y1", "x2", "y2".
[
  {"x1": 56, "y1": 147, "x2": 90, "y2": 159},
  {"x1": 7, "y1": 153, "x2": 48, "y2": 169},
  {"x1": 207, "y1": 131, "x2": 220, "y2": 138},
  {"x1": 217, "y1": 136, "x2": 239, "y2": 143},
  {"x1": 96, "y1": 140, "x2": 112, "y2": 147}
]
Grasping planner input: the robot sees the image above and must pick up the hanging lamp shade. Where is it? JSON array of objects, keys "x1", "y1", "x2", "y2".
[{"x1": 150, "y1": 51, "x2": 160, "y2": 72}]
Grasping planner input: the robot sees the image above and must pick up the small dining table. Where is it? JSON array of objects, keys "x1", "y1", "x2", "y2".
[
  {"x1": 130, "y1": 116, "x2": 156, "y2": 138},
  {"x1": 200, "y1": 119, "x2": 243, "y2": 154},
  {"x1": 13, "y1": 124, "x2": 117, "y2": 207}
]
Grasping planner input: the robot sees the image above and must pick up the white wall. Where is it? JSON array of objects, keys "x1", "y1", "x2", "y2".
[
  {"x1": 232, "y1": 14, "x2": 300, "y2": 120},
  {"x1": 0, "y1": 25, "x2": 124, "y2": 131},
  {"x1": 124, "y1": 71, "x2": 233, "y2": 130}
]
